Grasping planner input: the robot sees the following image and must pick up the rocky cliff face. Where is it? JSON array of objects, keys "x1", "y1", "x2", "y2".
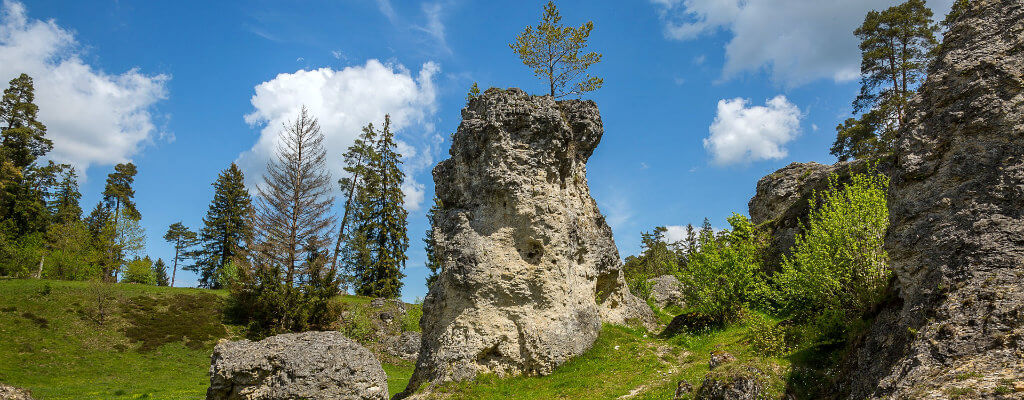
[
  {"x1": 403, "y1": 88, "x2": 652, "y2": 394},
  {"x1": 748, "y1": 159, "x2": 881, "y2": 271},
  {"x1": 844, "y1": 0, "x2": 1024, "y2": 397}
]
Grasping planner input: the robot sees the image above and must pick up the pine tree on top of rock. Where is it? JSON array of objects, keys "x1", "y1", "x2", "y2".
[
  {"x1": 510, "y1": 1, "x2": 603, "y2": 98},
  {"x1": 832, "y1": 0, "x2": 938, "y2": 161}
]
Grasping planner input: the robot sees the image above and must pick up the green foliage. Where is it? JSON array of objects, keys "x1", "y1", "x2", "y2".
[
  {"x1": 467, "y1": 82, "x2": 481, "y2": 102},
  {"x1": 942, "y1": 0, "x2": 971, "y2": 29},
  {"x1": 152, "y1": 258, "x2": 169, "y2": 287},
  {"x1": 121, "y1": 257, "x2": 155, "y2": 285},
  {"x1": 345, "y1": 115, "x2": 409, "y2": 298},
  {"x1": 624, "y1": 226, "x2": 685, "y2": 302},
  {"x1": 423, "y1": 196, "x2": 442, "y2": 288},
  {"x1": 832, "y1": 0, "x2": 938, "y2": 161},
  {"x1": 195, "y1": 163, "x2": 252, "y2": 289},
  {"x1": 43, "y1": 220, "x2": 98, "y2": 280},
  {"x1": 745, "y1": 314, "x2": 787, "y2": 357},
  {"x1": 678, "y1": 214, "x2": 767, "y2": 323},
  {"x1": 121, "y1": 292, "x2": 227, "y2": 351},
  {"x1": 509, "y1": 1, "x2": 603, "y2": 97},
  {"x1": 164, "y1": 222, "x2": 197, "y2": 288},
  {"x1": 402, "y1": 301, "x2": 423, "y2": 332},
  {"x1": 773, "y1": 171, "x2": 890, "y2": 329}
]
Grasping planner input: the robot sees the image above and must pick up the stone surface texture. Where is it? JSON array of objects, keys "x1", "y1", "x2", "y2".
[
  {"x1": 403, "y1": 88, "x2": 653, "y2": 394},
  {"x1": 0, "y1": 384, "x2": 34, "y2": 400},
  {"x1": 206, "y1": 331, "x2": 388, "y2": 400},
  {"x1": 843, "y1": 0, "x2": 1024, "y2": 398},
  {"x1": 694, "y1": 363, "x2": 767, "y2": 400},
  {"x1": 647, "y1": 274, "x2": 685, "y2": 309}
]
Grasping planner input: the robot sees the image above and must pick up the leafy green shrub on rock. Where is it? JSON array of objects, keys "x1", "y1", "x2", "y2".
[{"x1": 745, "y1": 315, "x2": 787, "y2": 357}]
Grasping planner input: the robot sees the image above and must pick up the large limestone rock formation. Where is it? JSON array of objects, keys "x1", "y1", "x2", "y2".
[
  {"x1": 403, "y1": 88, "x2": 653, "y2": 394},
  {"x1": 844, "y1": 0, "x2": 1024, "y2": 397},
  {"x1": 206, "y1": 331, "x2": 388, "y2": 400},
  {"x1": 748, "y1": 159, "x2": 881, "y2": 271}
]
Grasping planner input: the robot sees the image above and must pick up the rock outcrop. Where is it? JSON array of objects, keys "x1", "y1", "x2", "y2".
[
  {"x1": 206, "y1": 331, "x2": 388, "y2": 400},
  {"x1": 694, "y1": 363, "x2": 767, "y2": 400},
  {"x1": 403, "y1": 88, "x2": 653, "y2": 394},
  {"x1": 843, "y1": 0, "x2": 1024, "y2": 397},
  {"x1": 647, "y1": 274, "x2": 685, "y2": 309},
  {"x1": 0, "y1": 384, "x2": 34, "y2": 400},
  {"x1": 749, "y1": 159, "x2": 882, "y2": 270}
]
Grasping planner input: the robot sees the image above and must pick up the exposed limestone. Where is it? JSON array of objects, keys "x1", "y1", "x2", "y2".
[
  {"x1": 0, "y1": 383, "x2": 34, "y2": 400},
  {"x1": 749, "y1": 158, "x2": 882, "y2": 271},
  {"x1": 206, "y1": 331, "x2": 387, "y2": 400},
  {"x1": 843, "y1": 0, "x2": 1024, "y2": 397},
  {"x1": 694, "y1": 363, "x2": 767, "y2": 400},
  {"x1": 647, "y1": 274, "x2": 685, "y2": 309},
  {"x1": 403, "y1": 88, "x2": 653, "y2": 395}
]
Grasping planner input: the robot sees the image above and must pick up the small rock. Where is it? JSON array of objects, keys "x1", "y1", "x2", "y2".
[
  {"x1": 0, "y1": 383, "x2": 34, "y2": 400},
  {"x1": 1014, "y1": 381, "x2": 1024, "y2": 392},
  {"x1": 370, "y1": 298, "x2": 385, "y2": 308},
  {"x1": 206, "y1": 331, "x2": 388, "y2": 400},
  {"x1": 695, "y1": 363, "x2": 767, "y2": 400},
  {"x1": 647, "y1": 275, "x2": 685, "y2": 309},
  {"x1": 709, "y1": 351, "x2": 736, "y2": 370},
  {"x1": 673, "y1": 380, "x2": 694, "y2": 399}
]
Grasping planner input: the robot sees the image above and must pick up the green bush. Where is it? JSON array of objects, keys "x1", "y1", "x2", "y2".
[
  {"x1": 678, "y1": 213, "x2": 767, "y2": 322},
  {"x1": 745, "y1": 314, "x2": 787, "y2": 357},
  {"x1": 772, "y1": 170, "x2": 890, "y2": 328},
  {"x1": 402, "y1": 301, "x2": 423, "y2": 332}
]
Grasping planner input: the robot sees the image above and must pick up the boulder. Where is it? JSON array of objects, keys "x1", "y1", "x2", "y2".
[
  {"x1": 748, "y1": 159, "x2": 883, "y2": 271},
  {"x1": 206, "y1": 331, "x2": 388, "y2": 400},
  {"x1": 843, "y1": 0, "x2": 1024, "y2": 398},
  {"x1": 647, "y1": 274, "x2": 685, "y2": 309},
  {"x1": 0, "y1": 384, "x2": 34, "y2": 400},
  {"x1": 695, "y1": 363, "x2": 768, "y2": 400},
  {"x1": 385, "y1": 331, "x2": 421, "y2": 361},
  {"x1": 402, "y1": 88, "x2": 653, "y2": 394},
  {"x1": 708, "y1": 351, "x2": 737, "y2": 370}
]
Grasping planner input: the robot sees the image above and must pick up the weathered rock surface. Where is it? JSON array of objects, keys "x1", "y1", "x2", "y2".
[
  {"x1": 385, "y1": 331, "x2": 421, "y2": 361},
  {"x1": 695, "y1": 363, "x2": 767, "y2": 400},
  {"x1": 206, "y1": 331, "x2": 388, "y2": 400},
  {"x1": 843, "y1": 0, "x2": 1024, "y2": 398},
  {"x1": 0, "y1": 384, "x2": 34, "y2": 400},
  {"x1": 749, "y1": 159, "x2": 882, "y2": 270},
  {"x1": 647, "y1": 274, "x2": 685, "y2": 309},
  {"x1": 403, "y1": 88, "x2": 653, "y2": 394}
]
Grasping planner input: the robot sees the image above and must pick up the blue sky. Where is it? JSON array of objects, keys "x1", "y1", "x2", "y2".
[{"x1": 3, "y1": 0, "x2": 954, "y2": 301}]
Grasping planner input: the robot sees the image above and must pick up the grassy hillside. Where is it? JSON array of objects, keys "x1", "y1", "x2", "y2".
[
  {"x1": 0, "y1": 279, "x2": 416, "y2": 400},
  {"x1": 0, "y1": 279, "x2": 835, "y2": 399}
]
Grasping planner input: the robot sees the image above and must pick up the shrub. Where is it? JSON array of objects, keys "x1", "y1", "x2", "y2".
[
  {"x1": 773, "y1": 170, "x2": 890, "y2": 328},
  {"x1": 402, "y1": 301, "x2": 423, "y2": 332},
  {"x1": 678, "y1": 213, "x2": 767, "y2": 322},
  {"x1": 745, "y1": 315, "x2": 786, "y2": 357}
]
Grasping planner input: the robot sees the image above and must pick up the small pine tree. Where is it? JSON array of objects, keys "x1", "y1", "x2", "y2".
[
  {"x1": 509, "y1": 1, "x2": 603, "y2": 97},
  {"x1": 153, "y1": 258, "x2": 170, "y2": 286},
  {"x1": 423, "y1": 196, "x2": 442, "y2": 287},
  {"x1": 164, "y1": 222, "x2": 198, "y2": 288},
  {"x1": 466, "y1": 82, "x2": 481, "y2": 102}
]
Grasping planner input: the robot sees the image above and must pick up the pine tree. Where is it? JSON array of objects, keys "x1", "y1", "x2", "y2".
[
  {"x1": 942, "y1": 0, "x2": 971, "y2": 30},
  {"x1": 100, "y1": 163, "x2": 141, "y2": 281},
  {"x1": 348, "y1": 115, "x2": 409, "y2": 298},
  {"x1": 164, "y1": 222, "x2": 198, "y2": 288},
  {"x1": 153, "y1": 258, "x2": 170, "y2": 286},
  {"x1": 467, "y1": 82, "x2": 481, "y2": 102},
  {"x1": 49, "y1": 166, "x2": 82, "y2": 225},
  {"x1": 0, "y1": 74, "x2": 51, "y2": 237},
  {"x1": 242, "y1": 106, "x2": 338, "y2": 333},
  {"x1": 333, "y1": 123, "x2": 378, "y2": 277},
  {"x1": 832, "y1": 0, "x2": 938, "y2": 161},
  {"x1": 195, "y1": 163, "x2": 252, "y2": 289},
  {"x1": 510, "y1": 1, "x2": 603, "y2": 97},
  {"x1": 423, "y1": 196, "x2": 442, "y2": 287}
]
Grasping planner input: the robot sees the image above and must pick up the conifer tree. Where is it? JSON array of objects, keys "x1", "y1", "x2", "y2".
[
  {"x1": 49, "y1": 166, "x2": 82, "y2": 225},
  {"x1": 423, "y1": 196, "x2": 442, "y2": 287},
  {"x1": 347, "y1": 115, "x2": 409, "y2": 298},
  {"x1": 333, "y1": 123, "x2": 378, "y2": 275},
  {"x1": 832, "y1": 0, "x2": 938, "y2": 161},
  {"x1": 153, "y1": 258, "x2": 169, "y2": 286},
  {"x1": 510, "y1": 1, "x2": 603, "y2": 97},
  {"x1": 100, "y1": 163, "x2": 141, "y2": 280},
  {"x1": 0, "y1": 73, "x2": 51, "y2": 237},
  {"x1": 164, "y1": 222, "x2": 198, "y2": 288},
  {"x1": 195, "y1": 163, "x2": 252, "y2": 289},
  {"x1": 241, "y1": 106, "x2": 338, "y2": 333}
]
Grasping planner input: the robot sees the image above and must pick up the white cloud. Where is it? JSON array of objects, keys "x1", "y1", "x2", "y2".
[
  {"x1": 238, "y1": 59, "x2": 439, "y2": 212},
  {"x1": 664, "y1": 225, "x2": 689, "y2": 243},
  {"x1": 414, "y1": 2, "x2": 450, "y2": 54},
  {"x1": 704, "y1": 95, "x2": 801, "y2": 165},
  {"x1": 0, "y1": 0, "x2": 169, "y2": 173},
  {"x1": 652, "y1": 0, "x2": 956, "y2": 86}
]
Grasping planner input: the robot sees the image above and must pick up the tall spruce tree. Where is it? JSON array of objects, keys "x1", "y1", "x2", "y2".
[
  {"x1": 153, "y1": 258, "x2": 170, "y2": 286},
  {"x1": 0, "y1": 73, "x2": 51, "y2": 238},
  {"x1": 332, "y1": 123, "x2": 378, "y2": 276},
  {"x1": 195, "y1": 163, "x2": 252, "y2": 289},
  {"x1": 164, "y1": 222, "x2": 197, "y2": 288},
  {"x1": 49, "y1": 166, "x2": 82, "y2": 225},
  {"x1": 243, "y1": 106, "x2": 338, "y2": 333},
  {"x1": 832, "y1": 0, "x2": 938, "y2": 161},
  {"x1": 347, "y1": 115, "x2": 409, "y2": 298}
]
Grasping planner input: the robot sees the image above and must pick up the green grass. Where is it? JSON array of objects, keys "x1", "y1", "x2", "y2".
[{"x1": 0, "y1": 279, "x2": 409, "y2": 400}]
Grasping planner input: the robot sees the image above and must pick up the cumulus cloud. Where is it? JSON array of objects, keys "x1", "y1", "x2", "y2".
[
  {"x1": 652, "y1": 0, "x2": 955, "y2": 86},
  {"x1": 664, "y1": 225, "x2": 689, "y2": 243},
  {"x1": 0, "y1": 0, "x2": 169, "y2": 172},
  {"x1": 238, "y1": 59, "x2": 439, "y2": 211},
  {"x1": 704, "y1": 95, "x2": 801, "y2": 165}
]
